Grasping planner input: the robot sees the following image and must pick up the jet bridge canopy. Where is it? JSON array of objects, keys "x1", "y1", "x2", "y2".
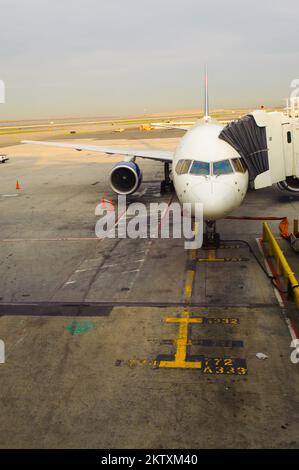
[
  {"x1": 219, "y1": 115, "x2": 269, "y2": 186},
  {"x1": 219, "y1": 107, "x2": 299, "y2": 190}
]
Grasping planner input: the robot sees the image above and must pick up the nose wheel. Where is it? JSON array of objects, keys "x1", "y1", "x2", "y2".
[
  {"x1": 160, "y1": 162, "x2": 174, "y2": 194},
  {"x1": 203, "y1": 220, "x2": 221, "y2": 249}
]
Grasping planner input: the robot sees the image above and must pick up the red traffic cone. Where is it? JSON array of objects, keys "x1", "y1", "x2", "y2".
[
  {"x1": 101, "y1": 195, "x2": 106, "y2": 208},
  {"x1": 16, "y1": 180, "x2": 21, "y2": 190}
]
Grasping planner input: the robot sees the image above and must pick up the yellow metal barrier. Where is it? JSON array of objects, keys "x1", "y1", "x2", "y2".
[{"x1": 263, "y1": 222, "x2": 299, "y2": 308}]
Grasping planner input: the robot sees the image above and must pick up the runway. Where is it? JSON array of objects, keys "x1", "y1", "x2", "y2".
[{"x1": 0, "y1": 129, "x2": 299, "y2": 448}]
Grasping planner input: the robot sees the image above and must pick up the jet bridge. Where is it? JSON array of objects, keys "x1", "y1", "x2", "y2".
[{"x1": 219, "y1": 99, "x2": 299, "y2": 192}]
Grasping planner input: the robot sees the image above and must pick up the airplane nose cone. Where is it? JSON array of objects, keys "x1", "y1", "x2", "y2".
[{"x1": 191, "y1": 181, "x2": 237, "y2": 219}]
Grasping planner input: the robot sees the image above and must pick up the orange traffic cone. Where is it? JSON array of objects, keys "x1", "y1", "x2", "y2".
[
  {"x1": 101, "y1": 195, "x2": 106, "y2": 208},
  {"x1": 109, "y1": 198, "x2": 114, "y2": 211},
  {"x1": 16, "y1": 180, "x2": 21, "y2": 190}
]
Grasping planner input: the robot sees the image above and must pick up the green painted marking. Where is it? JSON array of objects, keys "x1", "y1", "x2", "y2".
[{"x1": 66, "y1": 320, "x2": 94, "y2": 335}]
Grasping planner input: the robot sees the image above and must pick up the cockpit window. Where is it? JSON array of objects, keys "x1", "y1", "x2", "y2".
[
  {"x1": 231, "y1": 158, "x2": 246, "y2": 173},
  {"x1": 190, "y1": 160, "x2": 210, "y2": 176},
  {"x1": 213, "y1": 159, "x2": 233, "y2": 175},
  {"x1": 175, "y1": 159, "x2": 192, "y2": 175}
]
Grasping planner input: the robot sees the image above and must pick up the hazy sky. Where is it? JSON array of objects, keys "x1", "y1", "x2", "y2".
[{"x1": 1, "y1": 0, "x2": 299, "y2": 119}]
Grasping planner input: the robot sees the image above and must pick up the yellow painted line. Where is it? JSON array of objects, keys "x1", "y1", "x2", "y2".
[
  {"x1": 190, "y1": 246, "x2": 197, "y2": 261},
  {"x1": 0, "y1": 128, "x2": 56, "y2": 136},
  {"x1": 164, "y1": 317, "x2": 203, "y2": 324},
  {"x1": 159, "y1": 360, "x2": 202, "y2": 369},
  {"x1": 158, "y1": 219, "x2": 203, "y2": 369},
  {"x1": 198, "y1": 247, "x2": 226, "y2": 262},
  {"x1": 198, "y1": 258, "x2": 225, "y2": 262},
  {"x1": 184, "y1": 223, "x2": 198, "y2": 301},
  {"x1": 184, "y1": 270, "x2": 195, "y2": 300},
  {"x1": 159, "y1": 310, "x2": 202, "y2": 369},
  {"x1": 263, "y1": 222, "x2": 299, "y2": 308},
  {"x1": 175, "y1": 314, "x2": 189, "y2": 363},
  {"x1": 159, "y1": 228, "x2": 200, "y2": 368},
  {"x1": 159, "y1": 309, "x2": 193, "y2": 369}
]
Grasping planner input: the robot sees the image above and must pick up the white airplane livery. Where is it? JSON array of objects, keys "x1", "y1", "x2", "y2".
[{"x1": 173, "y1": 119, "x2": 248, "y2": 220}]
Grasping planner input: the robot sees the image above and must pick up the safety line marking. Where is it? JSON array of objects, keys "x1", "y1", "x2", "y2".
[
  {"x1": 164, "y1": 317, "x2": 203, "y2": 324},
  {"x1": 184, "y1": 271, "x2": 195, "y2": 300},
  {"x1": 159, "y1": 311, "x2": 202, "y2": 369}
]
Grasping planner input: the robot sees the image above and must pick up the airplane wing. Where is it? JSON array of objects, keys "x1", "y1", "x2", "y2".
[{"x1": 21, "y1": 140, "x2": 173, "y2": 162}]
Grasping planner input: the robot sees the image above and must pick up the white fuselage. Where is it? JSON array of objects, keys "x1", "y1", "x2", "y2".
[{"x1": 173, "y1": 119, "x2": 249, "y2": 219}]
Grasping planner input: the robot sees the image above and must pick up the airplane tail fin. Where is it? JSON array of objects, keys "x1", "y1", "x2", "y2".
[{"x1": 204, "y1": 65, "x2": 210, "y2": 122}]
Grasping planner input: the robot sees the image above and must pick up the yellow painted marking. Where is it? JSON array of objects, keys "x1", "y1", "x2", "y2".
[
  {"x1": 184, "y1": 270, "x2": 195, "y2": 300},
  {"x1": 159, "y1": 310, "x2": 203, "y2": 369},
  {"x1": 190, "y1": 246, "x2": 197, "y2": 261},
  {"x1": 159, "y1": 220, "x2": 202, "y2": 369},
  {"x1": 197, "y1": 249, "x2": 225, "y2": 262},
  {"x1": 198, "y1": 248, "x2": 225, "y2": 262},
  {"x1": 159, "y1": 313, "x2": 202, "y2": 368},
  {"x1": 159, "y1": 360, "x2": 202, "y2": 369},
  {"x1": 164, "y1": 317, "x2": 203, "y2": 324},
  {"x1": 184, "y1": 225, "x2": 198, "y2": 301}
]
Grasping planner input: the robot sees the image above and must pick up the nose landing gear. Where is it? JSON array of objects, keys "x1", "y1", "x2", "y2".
[
  {"x1": 203, "y1": 220, "x2": 221, "y2": 249},
  {"x1": 160, "y1": 162, "x2": 174, "y2": 194}
]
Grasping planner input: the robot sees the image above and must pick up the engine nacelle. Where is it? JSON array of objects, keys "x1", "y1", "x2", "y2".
[
  {"x1": 276, "y1": 177, "x2": 299, "y2": 193},
  {"x1": 109, "y1": 161, "x2": 142, "y2": 195}
]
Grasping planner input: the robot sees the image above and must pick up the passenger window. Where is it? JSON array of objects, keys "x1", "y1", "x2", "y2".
[
  {"x1": 231, "y1": 158, "x2": 246, "y2": 173},
  {"x1": 213, "y1": 159, "x2": 233, "y2": 175},
  {"x1": 190, "y1": 160, "x2": 210, "y2": 176},
  {"x1": 175, "y1": 159, "x2": 192, "y2": 175}
]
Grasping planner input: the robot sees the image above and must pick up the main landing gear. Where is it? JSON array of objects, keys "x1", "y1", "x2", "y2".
[
  {"x1": 160, "y1": 162, "x2": 174, "y2": 194},
  {"x1": 203, "y1": 220, "x2": 221, "y2": 249}
]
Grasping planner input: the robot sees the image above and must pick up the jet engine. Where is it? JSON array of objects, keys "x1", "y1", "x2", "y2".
[
  {"x1": 109, "y1": 161, "x2": 142, "y2": 195},
  {"x1": 276, "y1": 177, "x2": 299, "y2": 193}
]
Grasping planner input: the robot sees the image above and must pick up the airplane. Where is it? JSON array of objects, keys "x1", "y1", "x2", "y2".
[{"x1": 23, "y1": 69, "x2": 294, "y2": 247}]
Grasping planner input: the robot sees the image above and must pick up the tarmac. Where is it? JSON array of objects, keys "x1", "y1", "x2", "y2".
[{"x1": 0, "y1": 128, "x2": 299, "y2": 448}]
